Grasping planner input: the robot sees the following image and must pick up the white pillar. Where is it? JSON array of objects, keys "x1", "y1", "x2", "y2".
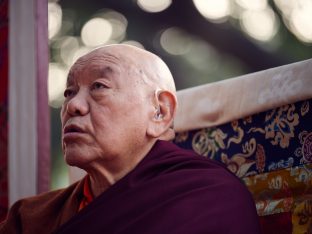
[{"x1": 8, "y1": 0, "x2": 46, "y2": 205}]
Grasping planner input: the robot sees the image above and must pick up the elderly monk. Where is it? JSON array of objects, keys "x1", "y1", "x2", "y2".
[{"x1": 0, "y1": 44, "x2": 260, "y2": 234}]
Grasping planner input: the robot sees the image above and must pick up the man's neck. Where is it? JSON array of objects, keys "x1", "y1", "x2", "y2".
[{"x1": 86, "y1": 140, "x2": 157, "y2": 197}]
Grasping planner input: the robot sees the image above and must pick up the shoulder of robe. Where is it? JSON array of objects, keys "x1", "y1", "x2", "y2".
[
  {"x1": 17, "y1": 180, "x2": 81, "y2": 210},
  {"x1": 0, "y1": 180, "x2": 83, "y2": 234}
]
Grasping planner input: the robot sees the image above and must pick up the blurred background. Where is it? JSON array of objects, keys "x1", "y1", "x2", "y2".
[{"x1": 48, "y1": 0, "x2": 312, "y2": 189}]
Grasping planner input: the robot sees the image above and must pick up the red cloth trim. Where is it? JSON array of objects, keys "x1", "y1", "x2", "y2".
[{"x1": 78, "y1": 176, "x2": 94, "y2": 212}]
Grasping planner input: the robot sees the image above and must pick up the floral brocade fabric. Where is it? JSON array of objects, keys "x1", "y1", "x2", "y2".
[{"x1": 174, "y1": 99, "x2": 312, "y2": 234}]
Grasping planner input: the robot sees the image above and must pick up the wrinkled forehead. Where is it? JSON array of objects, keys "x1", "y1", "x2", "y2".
[{"x1": 66, "y1": 51, "x2": 130, "y2": 85}]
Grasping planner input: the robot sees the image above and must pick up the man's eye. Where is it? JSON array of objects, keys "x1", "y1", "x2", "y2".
[
  {"x1": 91, "y1": 82, "x2": 108, "y2": 90},
  {"x1": 64, "y1": 89, "x2": 75, "y2": 98}
]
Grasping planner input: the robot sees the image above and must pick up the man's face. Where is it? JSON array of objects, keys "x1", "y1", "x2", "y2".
[{"x1": 60, "y1": 51, "x2": 152, "y2": 169}]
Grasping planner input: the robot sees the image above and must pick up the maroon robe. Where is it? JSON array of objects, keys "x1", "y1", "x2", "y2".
[
  {"x1": 1, "y1": 140, "x2": 260, "y2": 233},
  {"x1": 56, "y1": 140, "x2": 260, "y2": 233}
]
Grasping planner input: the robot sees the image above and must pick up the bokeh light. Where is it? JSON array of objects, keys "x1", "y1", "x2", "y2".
[
  {"x1": 137, "y1": 0, "x2": 172, "y2": 13},
  {"x1": 240, "y1": 8, "x2": 278, "y2": 42},
  {"x1": 96, "y1": 10, "x2": 128, "y2": 42},
  {"x1": 48, "y1": 2, "x2": 62, "y2": 39},
  {"x1": 59, "y1": 36, "x2": 80, "y2": 66},
  {"x1": 184, "y1": 40, "x2": 219, "y2": 72},
  {"x1": 81, "y1": 17, "x2": 113, "y2": 47},
  {"x1": 160, "y1": 27, "x2": 193, "y2": 55},
  {"x1": 289, "y1": 1, "x2": 312, "y2": 43},
  {"x1": 274, "y1": 0, "x2": 312, "y2": 43},
  {"x1": 235, "y1": 0, "x2": 267, "y2": 10},
  {"x1": 193, "y1": 0, "x2": 231, "y2": 22},
  {"x1": 48, "y1": 63, "x2": 67, "y2": 108},
  {"x1": 273, "y1": 0, "x2": 297, "y2": 16}
]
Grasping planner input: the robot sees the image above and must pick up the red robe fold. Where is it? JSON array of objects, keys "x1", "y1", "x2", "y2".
[{"x1": 0, "y1": 140, "x2": 260, "y2": 233}]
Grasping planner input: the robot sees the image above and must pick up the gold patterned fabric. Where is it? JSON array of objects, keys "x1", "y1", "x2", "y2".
[{"x1": 174, "y1": 99, "x2": 312, "y2": 233}]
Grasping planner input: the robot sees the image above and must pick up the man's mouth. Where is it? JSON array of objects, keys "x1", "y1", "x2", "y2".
[{"x1": 63, "y1": 124, "x2": 84, "y2": 134}]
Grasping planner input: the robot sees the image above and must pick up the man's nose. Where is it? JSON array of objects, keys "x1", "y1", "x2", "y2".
[{"x1": 66, "y1": 91, "x2": 89, "y2": 116}]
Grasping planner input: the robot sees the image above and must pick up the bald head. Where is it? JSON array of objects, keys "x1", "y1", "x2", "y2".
[{"x1": 74, "y1": 44, "x2": 176, "y2": 95}]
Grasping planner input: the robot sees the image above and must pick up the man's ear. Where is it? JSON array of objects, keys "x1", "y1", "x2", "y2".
[{"x1": 147, "y1": 90, "x2": 177, "y2": 139}]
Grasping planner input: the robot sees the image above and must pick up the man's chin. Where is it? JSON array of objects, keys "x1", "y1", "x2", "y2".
[
  {"x1": 65, "y1": 157, "x2": 90, "y2": 170},
  {"x1": 64, "y1": 148, "x2": 89, "y2": 168}
]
